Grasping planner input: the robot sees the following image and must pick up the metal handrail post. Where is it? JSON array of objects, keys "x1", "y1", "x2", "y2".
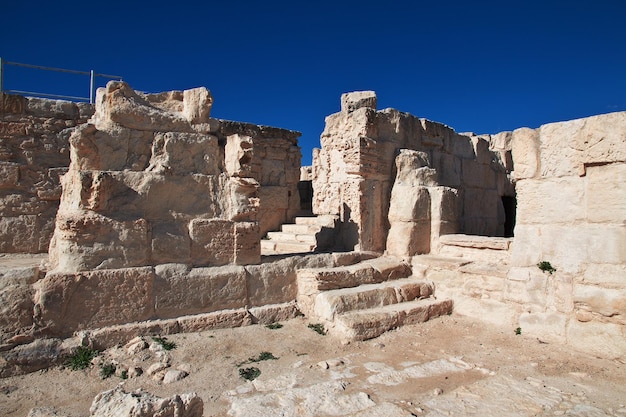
[
  {"x1": 0, "y1": 57, "x2": 4, "y2": 94},
  {"x1": 89, "y1": 69, "x2": 95, "y2": 104}
]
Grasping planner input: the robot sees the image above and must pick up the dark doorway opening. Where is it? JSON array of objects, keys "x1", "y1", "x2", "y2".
[
  {"x1": 502, "y1": 196, "x2": 516, "y2": 237},
  {"x1": 298, "y1": 180, "x2": 313, "y2": 212}
]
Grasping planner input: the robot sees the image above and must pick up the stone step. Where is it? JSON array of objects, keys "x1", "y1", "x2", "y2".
[
  {"x1": 281, "y1": 224, "x2": 321, "y2": 234},
  {"x1": 314, "y1": 277, "x2": 435, "y2": 321},
  {"x1": 296, "y1": 256, "x2": 411, "y2": 317},
  {"x1": 331, "y1": 298, "x2": 454, "y2": 342},
  {"x1": 261, "y1": 240, "x2": 316, "y2": 255},
  {"x1": 265, "y1": 231, "x2": 317, "y2": 244},
  {"x1": 294, "y1": 215, "x2": 337, "y2": 228}
]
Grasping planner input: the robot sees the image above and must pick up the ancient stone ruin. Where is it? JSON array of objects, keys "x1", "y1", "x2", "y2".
[{"x1": 0, "y1": 82, "x2": 624, "y2": 378}]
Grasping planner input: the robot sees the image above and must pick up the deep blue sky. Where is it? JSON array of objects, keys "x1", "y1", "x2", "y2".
[{"x1": 2, "y1": 1, "x2": 625, "y2": 165}]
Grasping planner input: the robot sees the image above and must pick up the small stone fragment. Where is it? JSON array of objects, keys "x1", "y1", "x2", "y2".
[{"x1": 163, "y1": 369, "x2": 189, "y2": 384}]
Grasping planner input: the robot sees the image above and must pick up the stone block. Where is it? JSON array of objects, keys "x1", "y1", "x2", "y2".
[
  {"x1": 429, "y1": 186, "x2": 460, "y2": 223},
  {"x1": 539, "y1": 118, "x2": 586, "y2": 177},
  {"x1": 388, "y1": 186, "x2": 430, "y2": 222},
  {"x1": 1, "y1": 93, "x2": 26, "y2": 114},
  {"x1": 566, "y1": 320, "x2": 626, "y2": 360},
  {"x1": 463, "y1": 188, "x2": 499, "y2": 223},
  {"x1": 177, "y1": 309, "x2": 252, "y2": 333},
  {"x1": 461, "y1": 160, "x2": 496, "y2": 189},
  {"x1": 386, "y1": 220, "x2": 431, "y2": 256},
  {"x1": 511, "y1": 127, "x2": 539, "y2": 180},
  {"x1": 36, "y1": 267, "x2": 155, "y2": 337},
  {"x1": 504, "y1": 268, "x2": 548, "y2": 307},
  {"x1": 0, "y1": 162, "x2": 20, "y2": 188},
  {"x1": 183, "y1": 87, "x2": 213, "y2": 124},
  {"x1": 432, "y1": 152, "x2": 461, "y2": 187},
  {"x1": 460, "y1": 272, "x2": 505, "y2": 299},
  {"x1": 573, "y1": 284, "x2": 626, "y2": 317},
  {"x1": 26, "y1": 97, "x2": 79, "y2": 119},
  {"x1": 225, "y1": 134, "x2": 253, "y2": 177},
  {"x1": 0, "y1": 215, "x2": 40, "y2": 253},
  {"x1": 549, "y1": 273, "x2": 574, "y2": 313},
  {"x1": 341, "y1": 91, "x2": 377, "y2": 113},
  {"x1": 259, "y1": 186, "x2": 289, "y2": 210},
  {"x1": 248, "y1": 302, "x2": 300, "y2": 324},
  {"x1": 97, "y1": 81, "x2": 192, "y2": 132},
  {"x1": 471, "y1": 136, "x2": 493, "y2": 165},
  {"x1": 49, "y1": 214, "x2": 150, "y2": 272},
  {"x1": 148, "y1": 132, "x2": 219, "y2": 175},
  {"x1": 585, "y1": 163, "x2": 626, "y2": 223},
  {"x1": 189, "y1": 219, "x2": 234, "y2": 266},
  {"x1": 0, "y1": 266, "x2": 41, "y2": 343},
  {"x1": 258, "y1": 208, "x2": 287, "y2": 236},
  {"x1": 518, "y1": 311, "x2": 567, "y2": 343},
  {"x1": 579, "y1": 111, "x2": 626, "y2": 166},
  {"x1": 69, "y1": 123, "x2": 131, "y2": 171},
  {"x1": 489, "y1": 131, "x2": 512, "y2": 151},
  {"x1": 515, "y1": 177, "x2": 585, "y2": 225},
  {"x1": 234, "y1": 221, "x2": 260, "y2": 265},
  {"x1": 509, "y1": 225, "x2": 542, "y2": 267},
  {"x1": 151, "y1": 222, "x2": 191, "y2": 264},
  {"x1": 582, "y1": 263, "x2": 626, "y2": 286},
  {"x1": 445, "y1": 133, "x2": 475, "y2": 159},
  {"x1": 246, "y1": 256, "x2": 302, "y2": 306}
]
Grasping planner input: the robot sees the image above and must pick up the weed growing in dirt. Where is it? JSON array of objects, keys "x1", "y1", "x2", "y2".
[
  {"x1": 99, "y1": 363, "x2": 116, "y2": 379},
  {"x1": 120, "y1": 370, "x2": 128, "y2": 379},
  {"x1": 266, "y1": 323, "x2": 283, "y2": 330},
  {"x1": 308, "y1": 323, "x2": 326, "y2": 335},
  {"x1": 239, "y1": 367, "x2": 261, "y2": 381},
  {"x1": 515, "y1": 327, "x2": 522, "y2": 335},
  {"x1": 537, "y1": 261, "x2": 556, "y2": 275},
  {"x1": 152, "y1": 336, "x2": 177, "y2": 351},
  {"x1": 238, "y1": 351, "x2": 279, "y2": 366},
  {"x1": 67, "y1": 346, "x2": 99, "y2": 371}
]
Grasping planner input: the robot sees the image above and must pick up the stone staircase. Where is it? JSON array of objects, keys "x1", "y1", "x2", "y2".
[
  {"x1": 261, "y1": 215, "x2": 338, "y2": 255},
  {"x1": 296, "y1": 256, "x2": 453, "y2": 341}
]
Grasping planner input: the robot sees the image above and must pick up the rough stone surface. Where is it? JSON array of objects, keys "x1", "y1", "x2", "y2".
[
  {"x1": 313, "y1": 92, "x2": 511, "y2": 252},
  {"x1": 0, "y1": 93, "x2": 92, "y2": 253},
  {"x1": 89, "y1": 387, "x2": 203, "y2": 417}
]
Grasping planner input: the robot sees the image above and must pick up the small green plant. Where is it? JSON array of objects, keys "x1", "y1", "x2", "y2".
[
  {"x1": 266, "y1": 323, "x2": 283, "y2": 330},
  {"x1": 515, "y1": 327, "x2": 522, "y2": 335},
  {"x1": 537, "y1": 261, "x2": 556, "y2": 275},
  {"x1": 120, "y1": 370, "x2": 128, "y2": 380},
  {"x1": 67, "y1": 346, "x2": 99, "y2": 371},
  {"x1": 152, "y1": 336, "x2": 177, "y2": 351},
  {"x1": 237, "y1": 351, "x2": 279, "y2": 366},
  {"x1": 308, "y1": 323, "x2": 326, "y2": 335},
  {"x1": 99, "y1": 363, "x2": 116, "y2": 379},
  {"x1": 239, "y1": 367, "x2": 261, "y2": 381}
]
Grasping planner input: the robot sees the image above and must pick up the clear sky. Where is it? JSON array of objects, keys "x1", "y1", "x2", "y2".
[{"x1": 2, "y1": 0, "x2": 625, "y2": 165}]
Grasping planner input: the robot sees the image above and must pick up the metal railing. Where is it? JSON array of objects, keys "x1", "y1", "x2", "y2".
[{"x1": 0, "y1": 57, "x2": 122, "y2": 104}]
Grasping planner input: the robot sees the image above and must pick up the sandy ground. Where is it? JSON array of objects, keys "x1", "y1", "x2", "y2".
[{"x1": 1, "y1": 313, "x2": 625, "y2": 417}]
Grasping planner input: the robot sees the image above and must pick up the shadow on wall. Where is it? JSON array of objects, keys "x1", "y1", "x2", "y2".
[{"x1": 335, "y1": 203, "x2": 359, "y2": 251}]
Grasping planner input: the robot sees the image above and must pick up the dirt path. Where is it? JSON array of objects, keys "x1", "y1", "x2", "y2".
[{"x1": 1, "y1": 314, "x2": 625, "y2": 416}]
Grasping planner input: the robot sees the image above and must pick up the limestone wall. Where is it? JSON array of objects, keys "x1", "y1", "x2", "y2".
[
  {"x1": 312, "y1": 91, "x2": 513, "y2": 253},
  {"x1": 0, "y1": 86, "x2": 302, "y2": 259},
  {"x1": 49, "y1": 81, "x2": 264, "y2": 272},
  {"x1": 0, "y1": 94, "x2": 93, "y2": 253},
  {"x1": 217, "y1": 121, "x2": 302, "y2": 236},
  {"x1": 507, "y1": 112, "x2": 626, "y2": 358}
]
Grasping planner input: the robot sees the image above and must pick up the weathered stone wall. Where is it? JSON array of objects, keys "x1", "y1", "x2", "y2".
[
  {"x1": 433, "y1": 112, "x2": 626, "y2": 359},
  {"x1": 217, "y1": 121, "x2": 302, "y2": 236},
  {"x1": 0, "y1": 90, "x2": 302, "y2": 257},
  {"x1": 0, "y1": 94, "x2": 93, "y2": 253},
  {"x1": 507, "y1": 112, "x2": 626, "y2": 358},
  {"x1": 48, "y1": 81, "x2": 267, "y2": 272},
  {"x1": 312, "y1": 91, "x2": 513, "y2": 253}
]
